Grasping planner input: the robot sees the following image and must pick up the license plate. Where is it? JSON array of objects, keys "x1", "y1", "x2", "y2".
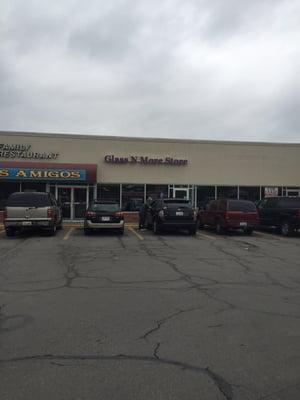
[
  {"x1": 240, "y1": 222, "x2": 247, "y2": 226},
  {"x1": 101, "y1": 216, "x2": 110, "y2": 221},
  {"x1": 176, "y1": 211, "x2": 184, "y2": 216},
  {"x1": 22, "y1": 221, "x2": 32, "y2": 226}
]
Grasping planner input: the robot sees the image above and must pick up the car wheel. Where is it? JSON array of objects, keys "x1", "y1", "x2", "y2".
[
  {"x1": 47, "y1": 225, "x2": 57, "y2": 236},
  {"x1": 215, "y1": 221, "x2": 224, "y2": 235},
  {"x1": 5, "y1": 228, "x2": 15, "y2": 237},
  {"x1": 153, "y1": 220, "x2": 161, "y2": 234},
  {"x1": 188, "y1": 226, "x2": 197, "y2": 235},
  {"x1": 198, "y1": 218, "x2": 204, "y2": 230},
  {"x1": 281, "y1": 221, "x2": 293, "y2": 237}
]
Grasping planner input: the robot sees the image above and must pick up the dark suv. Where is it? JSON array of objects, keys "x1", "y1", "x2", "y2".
[
  {"x1": 84, "y1": 201, "x2": 124, "y2": 235},
  {"x1": 257, "y1": 196, "x2": 300, "y2": 236},
  {"x1": 145, "y1": 198, "x2": 198, "y2": 235},
  {"x1": 198, "y1": 199, "x2": 259, "y2": 234}
]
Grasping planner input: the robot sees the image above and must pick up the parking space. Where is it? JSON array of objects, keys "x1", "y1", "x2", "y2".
[{"x1": 0, "y1": 225, "x2": 300, "y2": 399}]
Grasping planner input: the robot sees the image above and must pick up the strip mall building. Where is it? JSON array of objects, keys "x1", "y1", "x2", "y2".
[{"x1": 1, "y1": 131, "x2": 300, "y2": 220}]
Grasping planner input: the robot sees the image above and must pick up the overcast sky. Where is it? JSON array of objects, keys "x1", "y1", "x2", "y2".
[{"x1": 1, "y1": 0, "x2": 300, "y2": 142}]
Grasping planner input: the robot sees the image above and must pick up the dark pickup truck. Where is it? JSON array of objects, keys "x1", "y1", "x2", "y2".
[
  {"x1": 257, "y1": 196, "x2": 300, "y2": 236},
  {"x1": 198, "y1": 199, "x2": 259, "y2": 234},
  {"x1": 145, "y1": 198, "x2": 198, "y2": 235}
]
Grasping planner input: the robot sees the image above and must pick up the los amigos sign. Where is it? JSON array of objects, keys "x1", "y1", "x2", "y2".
[{"x1": 104, "y1": 155, "x2": 188, "y2": 166}]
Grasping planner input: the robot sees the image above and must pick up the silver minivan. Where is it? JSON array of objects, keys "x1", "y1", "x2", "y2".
[{"x1": 4, "y1": 192, "x2": 62, "y2": 236}]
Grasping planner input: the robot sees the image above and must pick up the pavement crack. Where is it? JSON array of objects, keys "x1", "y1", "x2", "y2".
[
  {"x1": 153, "y1": 342, "x2": 160, "y2": 359},
  {"x1": 0, "y1": 353, "x2": 234, "y2": 400},
  {"x1": 139, "y1": 306, "x2": 203, "y2": 340}
]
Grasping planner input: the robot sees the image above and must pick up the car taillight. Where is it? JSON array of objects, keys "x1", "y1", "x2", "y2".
[
  {"x1": 86, "y1": 211, "x2": 96, "y2": 219},
  {"x1": 47, "y1": 208, "x2": 54, "y2": 219},
  {"x1": 115, "y1": 212, "x2": 124, "y2": 219}
]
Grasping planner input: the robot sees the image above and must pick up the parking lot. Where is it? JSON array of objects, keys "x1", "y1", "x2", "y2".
[{"x1": 0, "y1": 226, "x2": 300, "y2": 400}]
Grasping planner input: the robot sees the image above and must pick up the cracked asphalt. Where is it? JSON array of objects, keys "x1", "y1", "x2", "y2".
[{"x1": 0, "y1": 227, "x2": 300, "y2": 400}]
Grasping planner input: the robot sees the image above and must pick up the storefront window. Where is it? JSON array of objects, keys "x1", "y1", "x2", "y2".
[
  {"x1": 146, "y1": 185, "x2": 168, "y2": 201},
  {"x1": 196, "y1": 186, "x2": 215, "y2": 209},
  {"x1": 239, "y1": 187, "x2": 260, "y2": 202},
  {"x1": 0, "y1": 182, "x2": 20, "y2": 210},
  {"x1": 217, "y1": 186, "x2": 238, "y2": 199},
  {"x1": 97, "y1": 184, "x2": 120, "y2": 205},
  {"x1": 21, "y1": 182, "x2": 46, "y2": 192},
  {"x1": 122, "y1": 184, "x2": 144, "y2": 211},
  {"x1": 89, "y1": 185, "x2": 95, "y2": 204},
  {"x1": 261, "y1": 186, "x2": 282, "y2": 198}
]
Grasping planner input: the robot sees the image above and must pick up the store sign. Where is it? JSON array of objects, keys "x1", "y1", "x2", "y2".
[
  {"x1": 0, "y1": 143, "x2": 59, "y2": 160},
  {"x1": 104, "y1": 155, "x2": 188, "y2": 166},
  {"x1": 0, "y1": 168, "x2": 86, "y2": 181},
  {"x1": 264, "y1": 187, "x2": 278, "y2": 197}
]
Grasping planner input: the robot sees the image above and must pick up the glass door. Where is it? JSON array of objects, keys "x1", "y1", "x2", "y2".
[
  {"x1": 174, "y1": 188, "x2": 189, "y2": 200},
  {"x1": 57, "y1": 187, "x2": 72, "y2": 219},
  {"x1": 74, "y1": 187, "x2": 88, "y2": 218},
  {"x1": 56, "y1": 186, "x2": 89, "y2": 219}
]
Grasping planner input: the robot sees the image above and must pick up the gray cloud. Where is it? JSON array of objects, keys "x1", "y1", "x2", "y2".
[{"x1": 0, "y1": 0, "x2": 300, "y2": 142}]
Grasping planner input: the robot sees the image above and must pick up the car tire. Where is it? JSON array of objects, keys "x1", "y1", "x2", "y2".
[
  {"x1": 5, "y1": 228, "x2": 15, "y2": 237},
  {"x1": 145, "y1": 220, "x2": 151, "y2": 230},
  {"x1": 198, "y1": 218, "x2": 204, "y2": 230},
  {"x1": 153, "y1": 220, "x2": 161, "y2": 234},
  {"x1": 281, "y1": 221, "x2": 293, "y2": 237},
  {"x1": 47, "y1": 225, "x2": 57, "y2": 236},
  {"x1": 188, "y1": 226, "x2": 197, "y2": 235},
  {"x1": 244, "y1": 228, "x2": 253, "y2": 235},
  {"x1": 215, "y1": 221, "x2": 224, "y2": 235}
]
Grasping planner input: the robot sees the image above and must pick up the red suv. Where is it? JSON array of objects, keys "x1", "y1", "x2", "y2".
[{"x1": 198, "y1": 199, "x2": 259, "y2": 234}]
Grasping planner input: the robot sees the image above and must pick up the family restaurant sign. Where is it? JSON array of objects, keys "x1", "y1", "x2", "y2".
[
  {"x1": 0, "y1": 143, "x2": 59, "y2": 160},
  {"x1": 104, "y1": 155, "x2": 188, "y2": 166}
]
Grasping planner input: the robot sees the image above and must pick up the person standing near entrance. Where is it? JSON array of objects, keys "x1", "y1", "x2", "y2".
[
  {"x1": 138, "y1": 202, "x2": 147, "y2": 230},
  {"x1": 139, "y1": 196, "x2": 152, "y2": 230}
]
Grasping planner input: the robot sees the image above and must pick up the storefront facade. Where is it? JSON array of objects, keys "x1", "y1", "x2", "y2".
[{"x1": 1, "y1": 131, "x2": 300, "y2": 219}]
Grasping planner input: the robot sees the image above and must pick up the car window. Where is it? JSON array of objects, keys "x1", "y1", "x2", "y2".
[
  {"x1": 228, "y1": 200, "x2": 257, "y2": 212},
  {"x1": 264, "y1": 198, "x2": 278, "y2": 208},
  {"x1": 163, "y1": 200, "x2": 192, "y2": 208},
  {"x1": 219, "y1": 200, "x2": 227, "y2": 211},
  {"x1": 90, "y1": 203, "x2": 119, "y2": 212},
  {"x1": 208, "y1": 201, "x2": 217, "y2": 211},
  {"x1": 7, "y1": 193, "x2": 51, "y2": 207},
  {"x1": 163, "y1": 199, "x2": 190, "y2": 205},
  {"x1": 278, "y1": 198, "x2": 300, "y2": 208}
]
